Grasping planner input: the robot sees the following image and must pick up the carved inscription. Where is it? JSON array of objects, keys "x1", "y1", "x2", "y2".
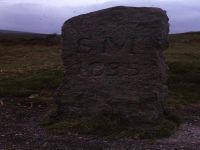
[
  {"x1": 74, "y1": 37, "x2": 142, "y2": 76},
  {"x1": 66, "y1": 62, "x2": 139, "y2": 77},
  {"x1": 77, "y1": 38, "x2": 92, "y2": 53},
  {"x1": 105, "y1": 62, "x2": 120, "y2": 76},
  {"x1": 77, "y1": 37, "x2": 135, "y2": 54},
  {"x1": 103, "y1": 37, "x2": 127, "y2": 51},
  {"x1": 77, "y1": 37, "x2": 164, "y2": 55},
  {"x1": 91, "y1": 63, "x2": 104, "y2": 76}
]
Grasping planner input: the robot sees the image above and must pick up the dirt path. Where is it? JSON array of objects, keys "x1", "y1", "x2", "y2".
[{"x1": 0, "y1": 98, "x2": 200, "y2": 150}]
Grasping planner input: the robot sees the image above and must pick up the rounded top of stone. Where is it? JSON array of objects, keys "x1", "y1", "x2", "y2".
[
  {"x1": 97, "y1": 6, "x2": 165, "y2": 12},
  {"x1": 63, "y1": 6, "x2": 167, "y2": 24},
  {"x1": 62, "y1": 6, "x2": 169, "y2": 40}
]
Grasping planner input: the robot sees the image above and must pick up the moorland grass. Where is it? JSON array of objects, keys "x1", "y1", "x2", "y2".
[
  {"x1": 0, "y1": 36, "x2": 63, "y2": 97},
  {"x1": 167, "y1": 33, "x2": 200, "y2": 108},
  {"x1": 0, "y1": 69, "x2": 64, "y2": 97}
]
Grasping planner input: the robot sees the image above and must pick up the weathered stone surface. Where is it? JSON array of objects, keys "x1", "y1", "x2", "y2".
[{"x1": 56, "y1": 6, "x2": 169, "y2": 126}]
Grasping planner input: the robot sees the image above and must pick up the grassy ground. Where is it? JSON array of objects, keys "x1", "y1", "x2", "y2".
[
  {"x1": 0, "y1": 32, "x2": 199, "y2": 139},
  {"x1": 0, "y1": 35, "x2": 63, "y2": 98},
  {"x1": 167, "y1": 32, "x2": 200, "y2": 109}
]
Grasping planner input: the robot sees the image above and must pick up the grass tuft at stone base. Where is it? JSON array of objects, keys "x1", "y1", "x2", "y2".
[{"x1": 45, "y1": 112, "x2": 180, "y2": 139}]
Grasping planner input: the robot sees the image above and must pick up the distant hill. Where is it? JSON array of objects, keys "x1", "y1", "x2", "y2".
[
  {"x1": 0, "y1": 30, "x2": 60, "y2": 46},
  {"x1": 0, "y1": 29, "x2": 200, "y2": 46},
  {"x1": 171, "y1": 31, "x2": 200, "y2": 36},
  {"x1": 0, "y1": 30, "x2": 57, "y2": 38},
  {"x1": 0, "y1": 29, "x2": 51, "y2": 35},
  {"x1": 0, "y1": 30, "x2": 35, "y2": 34},
  {"x1": 169, "y1": 31, "x2": 200, "y2": 44},
  {"x1": 1, "y1": 29, "x2": 200, "y2": 38}
]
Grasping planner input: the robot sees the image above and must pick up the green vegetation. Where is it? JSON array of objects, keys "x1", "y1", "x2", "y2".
[
  {"x1": 0, "y1": 32, "x2": 199, "y2": 139},
  {"x1": 167, "y1": 33, "x2": 200, "y2": 109},
  {"x1": 46, "y1": 113, "x2": 178, "y2": 139},
  {"x1": 0, "y1": 35, "x2": 63, "y2": 98},
  {"x1": 139, "y1": 119, "x2": 177, "y2": 139},
  {"x1": 46, "y1": 116, "x2": 124, "y2": 137}
]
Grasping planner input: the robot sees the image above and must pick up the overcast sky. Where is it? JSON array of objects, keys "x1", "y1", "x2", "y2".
[{"x1": 0, "y1": 0, "x2": 200, "y2": 34}]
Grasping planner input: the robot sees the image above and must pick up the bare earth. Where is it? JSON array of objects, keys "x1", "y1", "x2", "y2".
[{"x1": 0, "y1": 97, "x2": 200, "y2": 150}]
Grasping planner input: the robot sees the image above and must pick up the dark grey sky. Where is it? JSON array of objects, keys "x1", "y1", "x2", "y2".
[{"x1": 0, "y1": 0, "x2": 200, "y2": 33}]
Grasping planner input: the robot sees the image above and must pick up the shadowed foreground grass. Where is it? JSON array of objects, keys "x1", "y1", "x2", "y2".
[
  {"x1": 0, "y1": 32, "x2": 199, "y2": 138},
  {"x1": 46, "y1": 114, "x2": 179, "y2": 139},
  {"x1": 0, "y1": 69, "x2": 63, "y2": 97}
]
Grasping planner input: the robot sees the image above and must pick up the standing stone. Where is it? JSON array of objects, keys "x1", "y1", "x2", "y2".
[{"x1": 56, "y1": 6, "x2": 169, "y2": 127}]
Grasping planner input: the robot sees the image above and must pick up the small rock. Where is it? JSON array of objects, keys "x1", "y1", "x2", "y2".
[
  {"x1": 28, "y1": 94, "x2": 39, "y2": 99},
  {"x1": 26, "y1": 142, "x2": 30, "y2": 145},
  {"x1": 15, "y1": 133, "x2": 23, "y2": 136},
  {"x1": 42, "y1": 142, "x2": 48, "y2": 147},
  {"x1": 0, "y1": 100, "x2": 3, "y2": 106}
]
